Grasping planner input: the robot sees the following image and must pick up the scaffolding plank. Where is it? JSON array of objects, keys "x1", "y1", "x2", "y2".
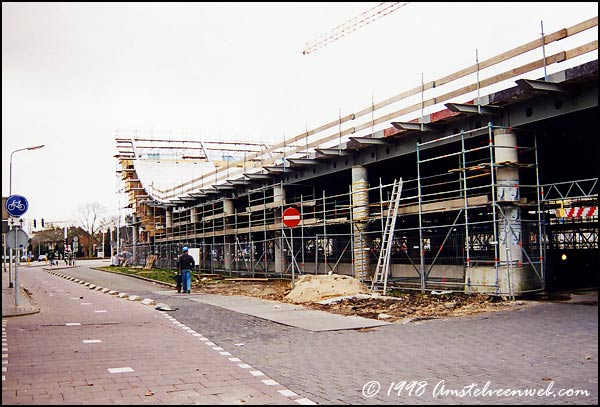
[{"x1": 382, "y1": 195, "x2": 490, "y2": 216}]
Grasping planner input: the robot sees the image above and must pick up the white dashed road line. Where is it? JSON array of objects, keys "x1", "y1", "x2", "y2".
[{"x1": 43, "y1": 269, "x2": 316, "y2": 405}]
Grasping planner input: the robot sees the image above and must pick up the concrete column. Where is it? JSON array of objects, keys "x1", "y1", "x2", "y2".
[
  {"x1": 494, "y1": 128, "x2": 522, "y2": 266},
  {"x1": 165, "y1": 209, "x2": 172, "y2": 228},
  {"x1": 132, "y1": 224, "x2": 138, "y2": 266},
  {"x1": 273, "y1": 184, "x2": 286, "y2": 275},
  {"x1": 274, "y1": 231, "x2": 283, "y2": 275},
  {"x1": 273, "y1": 184, "x2": 286, "y2": 207},
  {"x1": 351, "y1": 166, "x2": 370, "y2": 281},
  {"x1": 493, "y1": 128, "x2": 533, "y2": 295},
  {"x1": 223, "y1": 199, "x2": 234, "y2": 273},
  {"x1": 190, "y1": 207, "x2": 198, "y2": 223}
]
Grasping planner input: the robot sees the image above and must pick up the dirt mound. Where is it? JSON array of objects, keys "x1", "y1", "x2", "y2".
[
  {"x1": 305, "y1": 292, "x2": 514, "y2": 322},
  {"x1": 285, "y1": 274, "x2": 370, "y2": 303},
  {"x1": 193, "y1": 276, "x2": 526, "y2": 324}
]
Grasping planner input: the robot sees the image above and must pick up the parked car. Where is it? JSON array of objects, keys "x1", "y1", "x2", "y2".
[
  {"x1": 38, "y1": 254, "x2": 48, "y2": 262},
  {"x1": 20, "y1": 254, "x2": 33, "y2": 262}
]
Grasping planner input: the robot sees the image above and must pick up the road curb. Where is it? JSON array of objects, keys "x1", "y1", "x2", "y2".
[{"x1": 43, "y1": 270, "x2": 169, "y2": 308}]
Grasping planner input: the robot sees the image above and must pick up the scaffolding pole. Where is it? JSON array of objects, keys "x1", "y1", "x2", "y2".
[
  {"x1": 416, "y1": 141, "x2": 426, "y2": 293},
  {"x1": 534, "y1": 134, "x2": 546, "y2": 290}
]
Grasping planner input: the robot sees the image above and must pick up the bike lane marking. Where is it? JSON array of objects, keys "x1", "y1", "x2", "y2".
[{"x1": 42, "y1": 269, "x2": 317, "y2": 404}]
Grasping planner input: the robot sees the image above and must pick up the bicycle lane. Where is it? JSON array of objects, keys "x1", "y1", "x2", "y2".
[{"x1": 2, "y1": 267, "x2": 314, "y2": 405}]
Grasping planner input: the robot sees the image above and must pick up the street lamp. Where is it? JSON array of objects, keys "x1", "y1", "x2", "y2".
[
  {"x1": 5, "y1": 144, "x2": 45, "y2": 295},
  {"x1": 10, "y1": 144, "x2": 45, "y2": 195}
]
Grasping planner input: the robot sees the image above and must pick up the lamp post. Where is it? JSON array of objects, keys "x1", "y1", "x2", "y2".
[
  {"x1": 6, "y1": 144, "x2": 45, "y2": 290},
  {"x1": 10, "y1": 144, "x2": 45, "y2": 195}
]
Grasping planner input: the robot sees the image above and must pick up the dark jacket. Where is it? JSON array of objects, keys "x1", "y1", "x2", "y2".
[{"x1": 177, "y1": 253, "x2": 195, "y2": 271}]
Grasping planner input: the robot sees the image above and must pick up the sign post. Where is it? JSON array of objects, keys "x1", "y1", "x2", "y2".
[
  {"x1": 5, "y1": 194, "x2": 29, "y2": 307},
  {"x1": 282, "y1": 207, "x2": 301, "y2": 287}
]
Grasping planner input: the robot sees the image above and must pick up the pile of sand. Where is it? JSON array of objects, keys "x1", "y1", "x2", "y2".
[{"x1": 285, "y1": 274, "x2": 370, "y2": 303}]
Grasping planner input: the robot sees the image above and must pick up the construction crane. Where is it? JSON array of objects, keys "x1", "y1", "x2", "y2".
[{"x1": 302, "y1": 2, "x2": 410, "y2": 55}]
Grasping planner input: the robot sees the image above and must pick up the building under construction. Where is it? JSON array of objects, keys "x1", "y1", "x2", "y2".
[{"x1": 115, "y1": 16, "x2": 598, "y2": 296}]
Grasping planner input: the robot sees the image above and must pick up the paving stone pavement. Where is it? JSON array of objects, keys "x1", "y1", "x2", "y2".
[
  {"x1": 2, "y1": 267, "x2": 314, "y2": 405},
  {"x1": 171, "y1": 295, "x2": 598, "y2": 405},
  {"x1": 4, "y1": 263, "x2": 597, "y2": 405}
]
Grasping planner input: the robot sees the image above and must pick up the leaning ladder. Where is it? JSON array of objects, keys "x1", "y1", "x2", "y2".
[{"x1": 371, "y1": 178, "x2": 403, "y2": 295}]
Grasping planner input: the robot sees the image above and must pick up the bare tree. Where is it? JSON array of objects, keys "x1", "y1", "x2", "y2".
[{"x1": 77, "y1": 202, "x2": 106, "y2": 257}]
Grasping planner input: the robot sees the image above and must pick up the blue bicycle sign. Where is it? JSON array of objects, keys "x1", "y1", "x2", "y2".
[{"x1": 5, "y1": 194, "x2": 29, "y2": 217}]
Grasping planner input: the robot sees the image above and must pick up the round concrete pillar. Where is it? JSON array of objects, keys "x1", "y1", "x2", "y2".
[
  {"x1": 273, "y1": 185, "x2": 286, "y2": 276},
  {"x1": 165, "y1": 210, "x2": 172, "y2": 228},
  {"x1": 494, "y1": 128, "x2": 519, "y2": 203},
  {"x1": 223, "y1": 199, "x2": 234, "y2": 273},
  {"x1": 494, "y1": 128, "x2": 522, "y2": 266},
  {"x1": 351, "y1": 166, "x2": 370, "y2": 281}
]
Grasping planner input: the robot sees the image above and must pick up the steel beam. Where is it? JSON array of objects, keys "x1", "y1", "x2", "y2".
[
  {"x1": 348, "y1": 136, "x2": 389, "y2": 146},
  {"x1": 287, "y1": 158, "x2": 320, "y2": 167},
  {"x1": 391, "y1": 122, "x2": 438, "y2": 132},
  {"x1": 244, "y1": 173, "x2": 273, "y2": 180},
  {"x1": 315, "y1": 148, "x2": 351, "y2": 158},
  {"x1": 264, "y1": 166, "x2": 290, "y2": 173},
  {"x1": 515, "y1": 78, "x2": 569, "y2": 93},
  {"x1": 445, "y1": 103, "x2": 502, "y2": 115}
]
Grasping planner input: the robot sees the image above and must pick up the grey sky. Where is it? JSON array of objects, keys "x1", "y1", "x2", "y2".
[{"x1": 2, "y1": 2, "x2": 597, "y2": 230}]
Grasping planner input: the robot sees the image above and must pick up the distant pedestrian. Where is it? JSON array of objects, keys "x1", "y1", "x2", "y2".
[{"x1": 176, "y1": 246, "x2": 195, "y2": 294}]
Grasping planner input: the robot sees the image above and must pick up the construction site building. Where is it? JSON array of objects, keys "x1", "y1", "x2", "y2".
[{"x1": 115, "y1": 17, "x2": 598, "y2": 296}]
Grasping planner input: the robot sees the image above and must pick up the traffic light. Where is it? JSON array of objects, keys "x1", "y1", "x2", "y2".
[
  {"x1": 41, "y1": 218, "x2": 44, "y2": 227},
  {"x1": 33, "y1": 219, "x2": 37, "y2": 228}
]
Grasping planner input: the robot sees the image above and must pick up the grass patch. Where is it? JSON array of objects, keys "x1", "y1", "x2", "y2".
[{"x1": 97, "y1": 266, "x2": 178, "y2": 285}]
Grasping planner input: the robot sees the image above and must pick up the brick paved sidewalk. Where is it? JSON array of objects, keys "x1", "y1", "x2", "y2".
[{"x1": 2, "y1": 268, "x2": 315, "y2": 405}]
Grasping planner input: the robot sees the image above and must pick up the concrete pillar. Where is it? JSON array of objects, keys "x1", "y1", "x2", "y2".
[
  {"x1": 494, "y1": 128, "x2": 522, "y2": 266},
  {"x1": 493, "y1": 128, "x2": 532, "y2": 295},
  {"x1": 132, "y1": 224, "x2": 138, "y2": 266},
  {"x1": 274, "y1": 231, "x2": 283, "y2": 275},
  {"x1": 165, "y1": 209, "x2": 172, "y2": 228},
  {"x1": 273, "y1": 184, "x2": 286, "y2": 207},
  {"x1": 351, "y1": 166, "x2": 370, "y2": 282},
  {"x1": 273, "y1": 184, "x2": 286, "y2": 275},
  {"x1": 190, "y1": 207, "x2": 198, "y2": 223},
  {"x1": 223, "y1": 199, "x2": 234, "y2": 273}
]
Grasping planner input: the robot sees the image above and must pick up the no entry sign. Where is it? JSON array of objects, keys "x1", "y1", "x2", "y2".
[{"x1": 282, "y1": 207, "x2": 301, "y2": 228}]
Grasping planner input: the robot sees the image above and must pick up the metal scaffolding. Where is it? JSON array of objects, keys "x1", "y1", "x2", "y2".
[{"x1": 114, "y1": 17, "x2": 597, "y2": 295}]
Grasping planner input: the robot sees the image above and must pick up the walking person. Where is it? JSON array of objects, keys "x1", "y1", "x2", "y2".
[{"x1": 176, "y1": 246, "x2": 195, "y2": 294}]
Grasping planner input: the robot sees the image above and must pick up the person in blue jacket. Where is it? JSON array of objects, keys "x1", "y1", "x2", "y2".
[{"x1": 176, "y1": 246, "x2": 195, "y2": 294}]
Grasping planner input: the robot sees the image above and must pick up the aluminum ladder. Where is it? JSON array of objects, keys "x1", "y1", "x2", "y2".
[{"x1": 371, "y1": 178, "x2": 403, "y2": 294}]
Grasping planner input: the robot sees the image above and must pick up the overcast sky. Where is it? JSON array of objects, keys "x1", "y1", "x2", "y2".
[{"x1": 2, "y1": 2, "x2": 597, "y2": 230}]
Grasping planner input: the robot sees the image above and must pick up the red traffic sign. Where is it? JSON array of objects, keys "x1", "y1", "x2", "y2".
[{"x1": 282, "y1": 207, "x2": 301, "y2": 228}]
